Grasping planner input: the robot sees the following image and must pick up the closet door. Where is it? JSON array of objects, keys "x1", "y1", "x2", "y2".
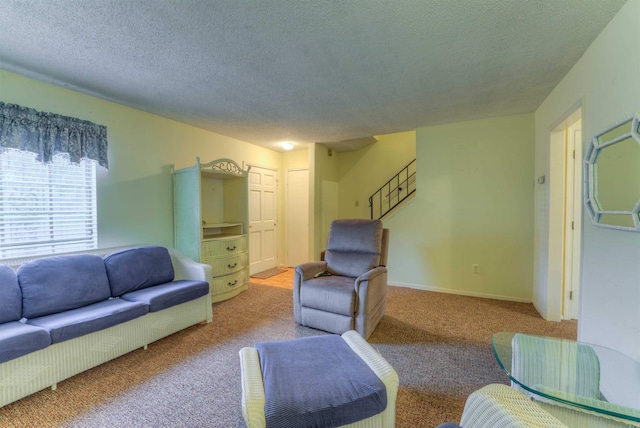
[{"x1": 248, "y1": 166, "x2": 278, "y2": 274}]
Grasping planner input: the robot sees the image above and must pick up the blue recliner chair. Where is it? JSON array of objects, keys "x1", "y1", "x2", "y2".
[{"x1": 293, "y1": 219, "x2": 389, "y2": 339}]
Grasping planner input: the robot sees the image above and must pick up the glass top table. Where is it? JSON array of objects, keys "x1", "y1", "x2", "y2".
[{"x1": 492, "y1": 332, "x2": 640, "y2": 423}]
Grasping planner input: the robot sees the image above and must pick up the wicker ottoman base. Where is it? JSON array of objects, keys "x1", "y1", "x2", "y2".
[{"x1": 239, "y1": 330, "x2": 398, "y2": 427}]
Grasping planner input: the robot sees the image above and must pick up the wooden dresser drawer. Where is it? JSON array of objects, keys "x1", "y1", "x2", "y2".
[
  {"x1": 202, "y1": 236, "x2": 248, "y2": 258},
  {"x1": 206, "y1": 253, "x2": 249, "y2": 277},
  {"x1": 210, "y1": 268, "x2": 249, "y2": 295}
]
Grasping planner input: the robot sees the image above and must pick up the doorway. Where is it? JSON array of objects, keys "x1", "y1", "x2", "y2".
[
  {"x1": 563, "y1": 118, "x2": 582, "y2": 319},
  {"x1": 248, "y1": 165, "x2": 278, "y2": 274},
  {"x1": 549, "y1": 108, "x2": 582, "y2": 320}
]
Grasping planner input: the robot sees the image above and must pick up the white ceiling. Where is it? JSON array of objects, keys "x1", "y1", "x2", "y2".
[{"x1": 0, "y1": 0, "x2": 627, "y2": 152}]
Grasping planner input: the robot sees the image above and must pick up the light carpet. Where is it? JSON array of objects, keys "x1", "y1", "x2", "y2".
[{"x1": 0, "y1": 280, "x2": 576, "y2": 428}]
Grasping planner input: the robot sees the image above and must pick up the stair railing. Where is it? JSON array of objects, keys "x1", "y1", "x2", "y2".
[{"x1": 369, "y1": 159, "x2": 416, "y2": 220}]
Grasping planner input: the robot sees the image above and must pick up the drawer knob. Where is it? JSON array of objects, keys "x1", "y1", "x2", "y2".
[
  {"x1": 226, "y1": 245, "x2": 236, "y2": 251},
  {"x1": 227, "y1": 262, "x2": 237, "y2": 269},
  {"x1": 228, "y1": 280, "x2": 238, "y2": 287}
]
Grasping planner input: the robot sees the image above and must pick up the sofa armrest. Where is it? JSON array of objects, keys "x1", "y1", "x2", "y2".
[
  {"x1": 168, "y1": 248, "x2": 212, "y2": 282},
  {"x1": 168, "y1": 248, "x2": 213, "y2": 322}
]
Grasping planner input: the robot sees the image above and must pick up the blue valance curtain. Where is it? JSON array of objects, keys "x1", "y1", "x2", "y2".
[{"x1": 0, "y1": 101, "x2": 108, "y2": 169}]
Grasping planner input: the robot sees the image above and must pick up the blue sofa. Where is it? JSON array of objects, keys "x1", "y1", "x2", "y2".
[{"x1": 0, "y1": 246, "x2": 212, "y2": 407}]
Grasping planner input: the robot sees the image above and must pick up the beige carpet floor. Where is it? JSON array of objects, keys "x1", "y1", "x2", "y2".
[{"x1": 0, "y1": 269, "x2": 576, "y2": 427}]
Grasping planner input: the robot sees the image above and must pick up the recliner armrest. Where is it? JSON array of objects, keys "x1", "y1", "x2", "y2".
[
  {"x1": 354, "y1": 266, "x2": 388, "y2": 305},
  {"x1": 355, "y1": 266, "x2": 387, "y2": 285},
  {"x1": 295, "y1": 261, "x2": 328, "y2": 281},
  {"x1": 353, "y1": 266, "x2": 388, "y2": 339}
]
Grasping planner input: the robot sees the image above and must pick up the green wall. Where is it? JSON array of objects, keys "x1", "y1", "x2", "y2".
[
  {"x1": 533, "y1": 0, "x2": 640, "y2": 358},
  {"x1": 337, "y1": 131, "x2": 416, "y2": 219},
  {"x1": 385, "y1": 114, "x2": 535, "y2": 301},
  {"x1": 0, "y1": 69, "x2": 282, "y2": 251},
  {"x1": 312, "y1": 144, "x2": 340, "y2": 258}
]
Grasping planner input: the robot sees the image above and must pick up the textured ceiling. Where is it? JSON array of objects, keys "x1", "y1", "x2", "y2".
[{"x1": 0, "y1": 0, "x2": 627, "y2": 152}]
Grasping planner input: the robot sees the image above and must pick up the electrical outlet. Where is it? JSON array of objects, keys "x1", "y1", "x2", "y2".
[{"x1": 472, "y1": 264, "x2": 480, "y2": 274}]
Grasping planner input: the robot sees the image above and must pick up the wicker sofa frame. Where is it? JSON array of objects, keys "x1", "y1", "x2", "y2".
[{"x1": 0, "y1": 247, "x2": 213, "y2": 408}]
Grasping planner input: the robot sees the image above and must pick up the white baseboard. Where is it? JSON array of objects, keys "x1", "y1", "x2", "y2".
[{"x1": 388, "y1": 280, "x2": 532, "y2": 303}]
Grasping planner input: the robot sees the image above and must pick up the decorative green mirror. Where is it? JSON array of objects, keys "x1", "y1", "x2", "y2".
[{"x1": 584, "y1": 113, "x2": 640, "y2": 231}]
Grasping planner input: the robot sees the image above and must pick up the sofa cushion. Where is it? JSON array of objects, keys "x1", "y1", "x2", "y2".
[
  {"x1": 300, "y1": 275, "x2": 356, "y2": 316},
  {"x1": 325, "y1": 219, "x2": 382, "y2": 278},
  {"x1": 0, "y1": 321, "x2": 51, "y2": 364},
  {"x1": 121, "y1": 280, "x2": 209, "y2": 312},
  {"x1": 27, "y1": 298, "x2": 148, "y2": 343},
  {"x1": 255, "y1": 334, "x2": 387, "y2": 427},
  {"x1": 18, "y1": 254, "x2": 111, "y2": 319},
  {"x1": 0, "y1": 265, "x2": 22, "y2": 323},
  {"x1": 104, "y1": 246, "x2": 175, "y2": 297}
]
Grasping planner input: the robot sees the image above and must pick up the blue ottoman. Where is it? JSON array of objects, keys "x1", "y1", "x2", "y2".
[{"x1": 239, "y1": 330, "x2": 398, "y2": 427}]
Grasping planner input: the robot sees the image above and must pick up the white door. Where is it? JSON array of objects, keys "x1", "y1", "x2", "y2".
[
  {"x1": 248, "y1": 166, "x2": 278, "y2": 274},
  {"x1": 286, "y1": 169, "x2": 309, "y2": 267}
]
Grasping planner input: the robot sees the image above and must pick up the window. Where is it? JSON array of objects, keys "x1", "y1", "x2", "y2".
[{"x1": 0, "y1": 150, "x2": 97, "y2": 259}]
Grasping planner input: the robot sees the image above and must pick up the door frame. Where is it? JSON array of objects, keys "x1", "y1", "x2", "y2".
[
  {"x1": 547, "y1": 106, "x2": 583, "y2": 321},
  {"x1": 563, "y1": 118, "x2": 582, "y2": 320}
]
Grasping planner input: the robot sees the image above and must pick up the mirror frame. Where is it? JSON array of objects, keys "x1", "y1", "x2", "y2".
[{"x1": 583, "y1": 113, "x2": 640, "y2": 232}]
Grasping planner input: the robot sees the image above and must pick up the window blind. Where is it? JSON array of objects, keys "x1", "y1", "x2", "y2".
[{"x1": 0, "y1": 150, "x2": 97, "y2": 259}]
